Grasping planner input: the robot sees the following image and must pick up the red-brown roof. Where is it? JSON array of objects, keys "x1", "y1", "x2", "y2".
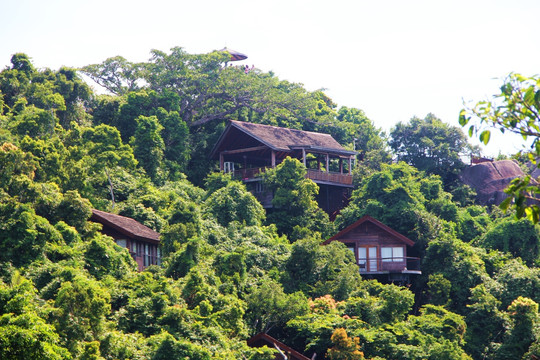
[
  {"x1": 324, "y1": 215, "x2": 415, "y2": 246},
  {"x1": 91, "y1": 209, "x2": 160, "y2": 244},
  {"x1": 247, "y1": 333, "x2": 311, "y2": 360},
  {"x1": 211, "y1": 120, "x2": 357, "y2": 158}
]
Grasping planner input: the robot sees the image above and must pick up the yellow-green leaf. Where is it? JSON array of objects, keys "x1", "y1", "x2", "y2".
[{"x1": 479, "y1": 130, "x2": 491, "y2": 145}]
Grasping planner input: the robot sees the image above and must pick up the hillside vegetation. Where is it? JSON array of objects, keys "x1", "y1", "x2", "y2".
[{"x1": 1, "y1": 50, "x2": 540, "y2": 360}]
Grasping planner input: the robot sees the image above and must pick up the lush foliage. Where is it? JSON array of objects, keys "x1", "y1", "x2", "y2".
[
  {"x1": 0, "y1": 51, "x2": 539, "y2": 360},
  {"x1": 461, "y1": 73, "x2": 540, "y2": 222}
]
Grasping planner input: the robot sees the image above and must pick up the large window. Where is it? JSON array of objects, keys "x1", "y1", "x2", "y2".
[
  {"x1": 143, "y1": 244, "x2": 162, "y2": 267},
  {"x1": 116, "y1": 239, "x2": 127, "y2": 248},
  {"x1": 381, "y1": 247, "x2": 404, "y2": 262}
]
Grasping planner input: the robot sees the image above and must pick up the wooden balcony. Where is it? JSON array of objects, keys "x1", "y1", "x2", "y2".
[
  {"x1": 306, "y1": 169, "x2": 353, "y2": 186},
  {"x1": 232, "y1": 167, "x2": 353, "y2": 187},
  {"x1": 358, "y1": 257, "x2": 421, "y2": 275}
]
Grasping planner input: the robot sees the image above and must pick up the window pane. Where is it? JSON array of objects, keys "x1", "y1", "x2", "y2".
[
  {"x1": 381, "y1": 247, "x2": 392, "y2": 262},
  {"x1": 357, "y1": 247, "x2": 366, "y2": 269},
  {"x1": 393, "y1": 247, "x2": 403, "y2": 261},
  {"x1": 116, "y1": 239, "x2": 127, "y2": 248}
]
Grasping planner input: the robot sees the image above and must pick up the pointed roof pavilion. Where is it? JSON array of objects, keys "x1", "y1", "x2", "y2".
[{"x1": 323, "y1": 215, "x2": 415, "y2": 246}]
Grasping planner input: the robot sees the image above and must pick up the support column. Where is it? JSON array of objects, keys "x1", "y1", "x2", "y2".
[
  {"x1": 339, "y1": 158, "x2": 343, "y2": 174},
  {"x1": 302, "y1": 149, "x2": 306, "y2": 167},
  {"x1": 271, "y1": 151, "x2": 276, "y2": 167},
  {"x1": 348, "y1": 157, "x2": 352, "y2": 174},
  {"x1": 219, "y1": 153, "x2": 224, "y2": 171},
  {"x1": 326, "y1": 154, "x2": 329, "y2": 173}
]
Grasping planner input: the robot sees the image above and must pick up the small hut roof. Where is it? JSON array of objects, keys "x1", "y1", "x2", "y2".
[
  {"x1": 324, "y1": 215, "x2": 415, "y2": 246},
  {"x1": 211, "y1": 120, "x2": 357, "y2": 158},
  {"x1": 91, "y1": 209, "x2": 160, "y2": 243},
  {"x1": 247, "y1": 333, "x2": 311, "y2": 360}
]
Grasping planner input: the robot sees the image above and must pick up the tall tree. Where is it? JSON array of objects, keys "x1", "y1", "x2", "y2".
[
  {"x1": 132, "y1": 115, "x2": 165, "y2": 181},
  {"x1": 263, "y1": 157, "x2": 331, "y2": 239},
  {"x1": 390, "y1": 114, "x2": 472, "y2": 189}
]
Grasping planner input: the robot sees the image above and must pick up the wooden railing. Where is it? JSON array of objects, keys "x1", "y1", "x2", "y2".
[
  {"x1": 232, "y1": 167, "x2": 353, "y2": 186},
  {"x1": 233, "y1": 167, "x2": 264, "y2": 180},
  {"x1": 358, "y1": 257, "x2": 421, "y2": 273},
  {"x1": 306, "y1": 169, "x2": 353, "y2": 185}
]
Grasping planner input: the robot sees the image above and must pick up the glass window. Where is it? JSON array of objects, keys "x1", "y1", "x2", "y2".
[
  {"x1": 116, "y1": 239, "x2": 127, "y2": 248},
  {"x1": 393, "y1": 247, "x2": 404, "y2": 260},
  {"x1": 381, "y1": 247, "x2": 404, "y2": 262},
  {"x1": 144, "y1": 244, "x2": 149, "y2": 266},
  {"x1": 381, "y1": 247, "x2": 392, "y2": 262}
]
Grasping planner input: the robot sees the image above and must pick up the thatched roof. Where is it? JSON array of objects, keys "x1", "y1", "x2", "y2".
[
  {"x1": 211, "y1": 120, "x2": 357, "y2": 158},
  {"x1": 460, "y1": 160, "x2": 525, "y2": 206},
  {"x1": 91, "y1": 209, "x2": 160, "y2": 243}
]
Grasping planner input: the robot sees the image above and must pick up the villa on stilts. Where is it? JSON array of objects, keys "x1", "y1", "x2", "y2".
[{"x1": 210, "y1": 120, "x2": 357, "y2": 216}]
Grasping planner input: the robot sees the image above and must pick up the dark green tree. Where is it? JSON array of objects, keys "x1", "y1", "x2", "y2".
[
  {"x1": 390, "y1": 114, "x2": 471, "y2": 189},
  {"x1": 263, "y1": 157, "x2": 331, "y2": 239},
  {"x1": 132, "y1": 115, "x2": 165, "y2": 181},
  {"x1": 204, "y1": 180, "x2": 265, "y2": 227},
  {"x1": 0, "y1": 274, "x2": 70, "y2": 360},
  {"x1": 478, "y1": 218, "x2": 540, "y2": 266}
]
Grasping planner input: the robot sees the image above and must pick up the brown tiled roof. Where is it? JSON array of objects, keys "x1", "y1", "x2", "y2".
[
  {"x1": 324, "y1": 215, "x2": 415, "y2": 246},
  {"x1": 211, "y1": 120, "x2": 356, "y2": 158},
  {"x1": 231, "y1": 120, "x2": 345, "y2": 151},
  {"x1": 91, "y1": 209, "x2": 160, "y2": 243}
]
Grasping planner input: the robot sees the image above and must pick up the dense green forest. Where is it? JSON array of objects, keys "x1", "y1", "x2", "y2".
[{"x1": 1, "y1": 49, "x2": 540, "y2": 360}]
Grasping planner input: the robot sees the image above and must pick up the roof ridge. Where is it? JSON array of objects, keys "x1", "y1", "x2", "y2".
[{"x1": 231, "y1": 120, "x2": 334, "y2": 137}]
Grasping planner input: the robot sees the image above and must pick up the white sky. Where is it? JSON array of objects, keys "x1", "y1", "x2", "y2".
[{"x1": 1, "y1": 0, "x2": 539, "y2": 156}]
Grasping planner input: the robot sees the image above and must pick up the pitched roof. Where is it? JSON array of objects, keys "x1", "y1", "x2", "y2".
[
  {"x1": 247, "y1": 333, "x2": 311, "y2": 360},
  {"x1": 324, "y1": 215, "x2": 415, "y2": 246},
  {"x1": 91, "y1": 209, "x2": 160, "y2": 243},
  {"x1": 211, "y1": 120, "x2": 357, "y2": 158}
]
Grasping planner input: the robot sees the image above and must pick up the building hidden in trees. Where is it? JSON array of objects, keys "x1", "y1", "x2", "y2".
[
  {"x1": 247, "y1": 332, "x2": 311, "y2": 360},
  {"x1": 324, "y1": 215, "x2": 421, "y2": 284},
  {"x1": 211, "y1": 120, "x2": 357, "y2": 215},
  {"x1": 91, "y1": 209, "x2": 161, "y2": 272}
]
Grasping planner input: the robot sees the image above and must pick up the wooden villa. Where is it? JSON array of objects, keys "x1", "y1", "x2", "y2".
[
  {"x1": 324, "y1": 215, "x2": 421, "y2": 284},
  {"x1": 211, "y1": 120, "x2": 357, "y2": 215},
  {"x1": 247, "y1": 333, "x2": 311, "y2": 360},
  {"x1": 91, "y1": 209, "x2": 161, "y2": 272}
]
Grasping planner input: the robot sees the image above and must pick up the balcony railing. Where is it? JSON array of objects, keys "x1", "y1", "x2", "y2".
[
  {"x1": 306, "y1": 169, "x2": 353, "y2": 185},
  {"x1": 358, "y1": 257, "x2": 421, "y2": 273},
  {"x1": 232, "y1": 167, "x2": 353, "y2": 186}
]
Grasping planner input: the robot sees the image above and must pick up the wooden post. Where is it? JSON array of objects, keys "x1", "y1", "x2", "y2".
[
  {"x1": 349, "y1": 157, "x2": 352, "y2": 174},
  {"x1": 302, "y1": 149, "x2": 306, "y2": 167},
  {"x1": 326, "y1": 154, "x2": 329, "y2": 173},
  {"x1": 219, "y1": 153, "x2": 224, "y2": 171},
  {"x1": 271, "y1": 151, "x2": 276, "y2": 167},
  {"x1": 339, "y1": 158, "x2": 343, "y2": 174}
]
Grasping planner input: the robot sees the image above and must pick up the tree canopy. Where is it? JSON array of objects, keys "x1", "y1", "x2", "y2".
[{"x1": 0, "y1": 50, "x2": 539, "y2": 360}]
